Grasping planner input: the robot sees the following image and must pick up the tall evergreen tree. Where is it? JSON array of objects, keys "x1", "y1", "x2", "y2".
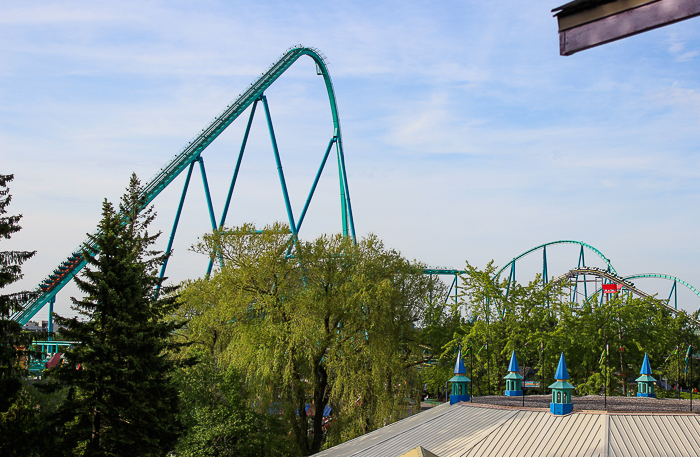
[
  {"x1": 51, "y1": 174, "x2": 186, "y2": 456},
  {"x1": 0, "y1": 173, "x2": 36, "y2": 412}
]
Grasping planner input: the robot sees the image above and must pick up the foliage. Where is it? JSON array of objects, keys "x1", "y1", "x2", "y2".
[
  {"x1": 48, "y1": 174, "x2": 188, "y2": 456},
  {"x1": 417, "y1": 295, "x2": 464, "y2": 397},
  {"x1": 434, "y1": 262, "x2": 700, "y2": 398},
  {"x1": 174, "y1": 354, "x2": 293, "y2": 457},
  {"x1": 0, "y1": 174, "x2": 37, "y2": 412},
  {"x1": 0, "y1": 381, "x2": 68, "y2": 457},
  {"x1": 174, "y1": 223, "x2": 444, "y2": 454}
]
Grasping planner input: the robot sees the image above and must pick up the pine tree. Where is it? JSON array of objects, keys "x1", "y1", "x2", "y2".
[
  {"x1": 51, "y1": 174, "x2": 186, "y2": 456},
  {"x1": 0, "y1": 173, "x2": 36, "y2": 413}
]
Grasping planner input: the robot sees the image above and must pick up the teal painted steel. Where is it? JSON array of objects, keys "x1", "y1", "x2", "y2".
[
  {"x1": 158, "y1": 160, "x2": 195, "y2": 285},
  {"x1": 494, "y1": 240, "x2": 616, "y2": 280},
  {"x1": 552, "y1": 268, "x2": 700, "y2": 320},
  {"x1": 219, "y1": 99, "x2": 258, "y2": 230},
  {"x1": 12, "y1": 45, "x2": 355, "y2": 325},
  {"x1": 297, "y1": 137, "x2": 336, "y2": 233},
  {"x1": 198, "y1": 157, "x2": 218, "y2": 234},
  {"x1": 623, "y1": 273, "x2": 700, "y2": 301},
  {"x1": 262, "y1": 95, "x2": 297, "y2": 237}
]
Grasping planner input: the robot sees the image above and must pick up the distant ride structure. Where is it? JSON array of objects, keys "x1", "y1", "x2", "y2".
[
  {"x1": 425, "y1": 240, "x2": 700, "y2": 314},
  {"x1": 13, "y1": 45, "x2": 356, "y2": 326}
]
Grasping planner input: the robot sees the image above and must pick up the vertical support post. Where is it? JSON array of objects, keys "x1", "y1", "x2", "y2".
[
  {"x1": 506, "y1": 262, "x2": 515, "y2": 297},
  {"x1": 486, "y1": 341, "x2": 491, "y2": 396},
  {"x1": 219, "y1": 99, "x2": 258, "y2": 229},
  {"x1": 296, "y1": 137, "x2": 336, "y2": 233},
  {"x1": 678, "y1": 344, "x2": 681, "y2": 400},
  {"x1": 261, "y1": 95, "x2": 297, "y2": 236},
  {"x1": 667, "y1": 281, "x2": 678, "y2": 310},
  {"x1": 542, "y1": 246, "x2": 548, "y2": 285},
  {"x1": 470, "y1": 346, "x2": 473, "y2": 401},
  {"x1": 336, "y1": 145, "x2": 348, "y2": 236},
  {"x1": 605, "y1": 342, "x2": 608, "y2": 410},
  {"x1": 455, "y1": 273, "x2": 458, "y2": 305},
  {"x1": 335, "y1": 138, "x2": 356, "y2": 239},
  {"x1": 48, "y1": 295, "x2": 55, "y2": 341},
  {"x1": 674, "y1": 281, "x2": 678, "y2": 310},
  {"x1": 159, "y1": 160, "x2": 195, "y2": 288},
  {"x1": 579, "y1": 246, "x2": 588, "y2": 300}
]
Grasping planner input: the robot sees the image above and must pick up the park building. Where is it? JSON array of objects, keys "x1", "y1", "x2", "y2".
[{"x1": 317, "y1": 351, "x2": 700, "y2": 457}]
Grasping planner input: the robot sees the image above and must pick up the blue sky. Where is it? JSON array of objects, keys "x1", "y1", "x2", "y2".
[{"x1": 3, "y1": 0, "x2": 700, "y2": 318}]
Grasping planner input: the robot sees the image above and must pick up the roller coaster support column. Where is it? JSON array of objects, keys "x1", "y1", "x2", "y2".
[
  {"x1": 219, "y1": 100, "x2": 258, "y2": 230},
  {"x1": 158, "y1": 160, "x2": 195, "y2": 292},
  {"x1": 506, "y1": 263, "x2": 515, "y2": 297},
  {"x1": 48, "y1": 295, "x2": 55, "y2": 341},
  {"x1": 198, "y1": 157, "x2": 220, "y2": 277},
  {"x1": 667, "y1": 280, "x2": 678, "y2": 310},
  {"x1": 336, "y1": 138, "x2": 356, "y2": 239},
  {"x1": 572, "y1": 246, "x2": 588, "y2": 302},
  {"x1": 297, "y1": 137, "x2": 336, "y2": 233},
  {"x1": 543, "y1": 246, "x2": 548, "y2": 285},
  {"x1": 262, "y1": 95, "x2": 297, "y2": 238}
]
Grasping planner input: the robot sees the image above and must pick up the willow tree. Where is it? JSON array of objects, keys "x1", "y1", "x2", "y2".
[{"x1": 176, "y1": 223, "x2": 441, "y2": 454}]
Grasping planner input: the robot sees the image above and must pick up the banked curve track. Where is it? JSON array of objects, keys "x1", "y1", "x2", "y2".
[
  {"x1": 12, "y1": 45, "x2": 353, "y2": 325},
  {"x1": 551, "y1": 267, "x2": 700, "y2": 323}
]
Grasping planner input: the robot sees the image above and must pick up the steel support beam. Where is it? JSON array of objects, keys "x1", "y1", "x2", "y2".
[
  {"x1": 296, "y1": 137, "x2": 336, "y2": 233},
  {"x1": 158, "y1": 160, "x2": 195, "y2": 287},
  {"x1": 262, "y1": 95, "x2": 297, "y2": 236},
  {"x1": 219, "y1": 100, "x2": 258, "y2": 230}
]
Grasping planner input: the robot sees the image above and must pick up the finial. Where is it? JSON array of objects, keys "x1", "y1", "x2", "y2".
[
  {"x1": 454, "y1": 346, "x2": 466, "y2": 375},
  {"x1": 554, "y1": 352, "x2": 569, "y2": 380},
  {"x1": 640, "y1": 353, "x2": 652, "y2": 375},
  {"x1": 508, "y1": 350, "x2": 520, "y2": 372}
]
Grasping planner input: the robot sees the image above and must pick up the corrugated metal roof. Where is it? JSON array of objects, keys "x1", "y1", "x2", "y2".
[
  {"x1": 319, "y1": 403, "x2": 700, "y2": 457},
  {"x1": 461, "y1": 410, "x2": 605, "y2": 457},
  {"x1": 608, "y1": 413, "x2": 700, "y2": 457},
  {"x1": 315, "y1": 403, "x2": 515, "y2": 457}
]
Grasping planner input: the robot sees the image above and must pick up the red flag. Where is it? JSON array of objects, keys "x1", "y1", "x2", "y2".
[{"x1": 602, "y1": 283, "x2": 623, "y2": 294}]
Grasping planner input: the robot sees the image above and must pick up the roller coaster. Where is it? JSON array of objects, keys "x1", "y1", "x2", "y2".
[
  {"x1": 425, "y1": 240, "x2": 700, "y2": 317},
  {"x1": 11, "y1": 46, "x2": 700, "y2": 333},
  {"x1": 12, "y1": 45, "x2": 355, "y2": 327}
]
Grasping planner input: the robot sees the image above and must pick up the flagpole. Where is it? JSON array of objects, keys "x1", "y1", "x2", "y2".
[
  {"x1": 486, "y1": 341, "x2": 491, "y2": 396},
  {"x1": 470, "y1": 345, "x2": 473, "y2": 403},
  {"x1": 522, "y1": 347, "x2": 526, "y2": 408},
  {"x1": 605, "y1": 342, "x2": 608, "y2": 411}
]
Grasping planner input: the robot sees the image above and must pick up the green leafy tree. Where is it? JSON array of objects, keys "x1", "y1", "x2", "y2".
[
  {"x1": 49, "y1": 174, "x2": 187, "y2": 456},
  {"x1": 0, "y1": 174, "x2": 36, "y2": 411},
  {"x1": 442, "y1": 262, "x2": 698, "y2": 399},
  {"x1": 174, "y1": 354, "x2": 293, "y2": 457},
  {"x1": 175, "y1": 223, "x2": 442, "y2": 454}
]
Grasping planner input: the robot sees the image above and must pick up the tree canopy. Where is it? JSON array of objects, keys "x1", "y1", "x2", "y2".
[
  {"x1": 174, "y1": 223, "x2": 445, "y2": 454},
  {"x1": 423, "y1": 262, "x2": 700, "y2": 399},
  {"x1": 49, "y1": 174, "x2": 188, "y2": 456}
]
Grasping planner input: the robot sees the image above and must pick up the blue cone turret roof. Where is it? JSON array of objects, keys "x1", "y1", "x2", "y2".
[
  {"x1": 554, "y1": 353, "x2": 569, "y2": 380},
  {"x1": 640, "y1": 353, "x2": 653, "y2": 375},
  {"x1": 454, "y1": 348, "x2": 466, "y2": 375},
  {"x1": 508, "y1": 350, "x2": 520, "y2": 372}
]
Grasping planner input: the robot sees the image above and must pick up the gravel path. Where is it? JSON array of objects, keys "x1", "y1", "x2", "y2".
[{"x1": 468, "y1": 394, "x2": 699, "y2": 413}]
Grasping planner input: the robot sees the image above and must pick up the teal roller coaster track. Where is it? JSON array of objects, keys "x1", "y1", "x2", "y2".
[
  {"x1": 12, "y1": 45, "x2": 355, "y2": 326},
  {"x1": 425, "y1": 240, "x2": 700, "y2": 314}
]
